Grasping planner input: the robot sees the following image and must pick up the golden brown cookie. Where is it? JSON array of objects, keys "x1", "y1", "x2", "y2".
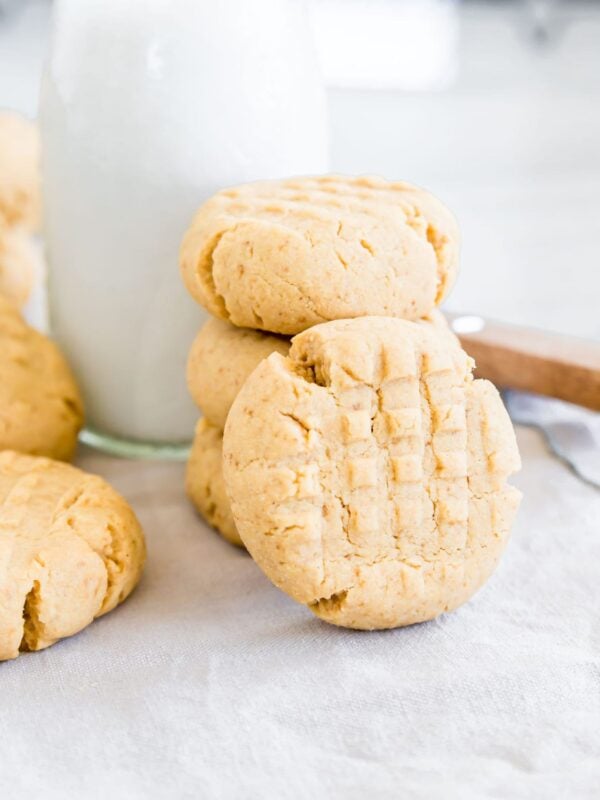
[
  {"x1": 0, "y1": 111, "x2": 40, "y2": 231},
  {"x1": 181, "y1": 175, "x2": 459, "y2": 334},
  {"x1": 187, "y1": 318, "x2": 290, "y2": 428},
  {"x1": 223, "y1": 317, "x2": 521, "y2": 630},
  {"x1": 0, "y1": 221, "x2": 38, "y2": 308},
  {"x1": 0, "y1": 295, "x2": 83, "y2": 459},
  {"x1": 186, "y1": 418, "x2": 242, "y2": 547},
  {"x1": 187, "y1": 311, "x2": 457, "y2": 429},
  {"x1": 0, "y1": 451, "x2": 146, "y2": 660}
]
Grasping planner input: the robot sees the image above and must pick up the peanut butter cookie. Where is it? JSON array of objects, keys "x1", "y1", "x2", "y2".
[
  {"x1": 0, "y1": 296, "x2": 83, "y2": 459},
  {"x1": 181, "y1": 175, "x2": 459, "y2": 334},
  {"x1": 186, "y1": 418, "x2": 241, "y2": 547},
  {"x1": 223, "y1": 317, "x2": 521, "y2": 630},
  {"x1": 0, "y1": 451, "x2": 145, "y2": 660}
]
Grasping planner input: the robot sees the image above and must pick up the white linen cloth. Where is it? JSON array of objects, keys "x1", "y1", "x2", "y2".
[{"x1": 1, "y1": 426, "x2": 599, "y2": 799}]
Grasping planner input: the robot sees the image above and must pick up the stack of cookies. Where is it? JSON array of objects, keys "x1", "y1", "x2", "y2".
[{"x1": 181, "y1": 175, "x2": 521, "y2": 630}]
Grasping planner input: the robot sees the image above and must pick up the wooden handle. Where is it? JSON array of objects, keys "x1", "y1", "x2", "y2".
[{"x1": 448, "y1": 315, "x2": 600, "y2": 411}]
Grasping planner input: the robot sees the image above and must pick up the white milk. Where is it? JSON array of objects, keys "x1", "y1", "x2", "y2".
[{"x1": 40, "y1": 0, "x2": 329, "y2": 448}]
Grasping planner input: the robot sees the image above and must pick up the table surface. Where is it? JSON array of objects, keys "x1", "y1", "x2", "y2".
[{"x1": 2, "y1": 426, "x2": 599, "y2": 799}]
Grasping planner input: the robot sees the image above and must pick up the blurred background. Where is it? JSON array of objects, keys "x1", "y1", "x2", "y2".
[{"x1": 1, "y1": 0, "x2": 599, "y2": 339}]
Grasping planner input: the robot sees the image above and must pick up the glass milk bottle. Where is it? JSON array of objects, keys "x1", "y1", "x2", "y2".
[{"x1": 40, "y1": 0, "x2": 329, "y2": 457}]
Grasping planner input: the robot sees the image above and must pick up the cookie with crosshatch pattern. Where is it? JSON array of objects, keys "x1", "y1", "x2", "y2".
[
  {"x1": 180, "y1": 174, "x2": 459, "y2": 335},
  {"x1": 222, "y1": 317, "x2": 521, "y2": 630}
]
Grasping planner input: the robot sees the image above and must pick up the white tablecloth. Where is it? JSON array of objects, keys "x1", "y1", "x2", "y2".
[{"x1": 2, "y1": 426, "x2": 599, "y2": 799}]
